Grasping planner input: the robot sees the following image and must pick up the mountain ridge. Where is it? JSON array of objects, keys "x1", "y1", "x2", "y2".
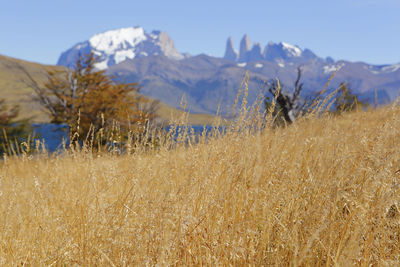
[{"x1": 56, "y1": 28, "x2": 399, "y2": 115}]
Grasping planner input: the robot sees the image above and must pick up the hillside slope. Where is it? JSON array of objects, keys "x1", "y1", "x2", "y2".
[
  {"x1": 0, "y1": 54, "x2": 215, "y2": 124},
  {"x1": 0, "y1": 54, "x2": 59, "y2": 121}
]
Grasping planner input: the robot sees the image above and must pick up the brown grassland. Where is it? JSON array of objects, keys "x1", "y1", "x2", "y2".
[{"x1": 0, "y1": 102, "x2": 399, "y2": 266}]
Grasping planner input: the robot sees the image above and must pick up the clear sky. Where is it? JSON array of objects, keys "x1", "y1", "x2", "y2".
[{"x1": 1, "y1": 0, "x2": 399, "y2": 65}]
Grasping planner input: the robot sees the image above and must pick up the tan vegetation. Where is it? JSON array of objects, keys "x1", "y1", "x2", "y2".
[
  {"x1": 0, "y1": 54, "x2": 61, "y2": 121},
  {"x1": 0, "y1": 99, "x2": 32, "y2": 155},
  {"x1": 0, "y1": 102, "x2": 399, "y2": 265}
]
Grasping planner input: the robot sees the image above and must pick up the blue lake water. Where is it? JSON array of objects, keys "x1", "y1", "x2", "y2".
[
  {"x1": 32, "y1": 124, "x2": 223, "y2": 152},
  {"x1": 32, "y1": 124, "x2": 70, "y2": 151}
]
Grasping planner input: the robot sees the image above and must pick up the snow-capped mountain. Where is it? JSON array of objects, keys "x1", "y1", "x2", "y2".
[
  {"x1": 57, "y1": 27, "x2": 187, "y2": 70},
  {"x1": 223, "y1": 35, "x2": 400, "y2": 78}
]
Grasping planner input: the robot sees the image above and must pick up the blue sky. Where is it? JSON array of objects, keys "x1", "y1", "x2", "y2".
[{"x1": 1, "y1": 0, "x2": 399, "y2": 65}]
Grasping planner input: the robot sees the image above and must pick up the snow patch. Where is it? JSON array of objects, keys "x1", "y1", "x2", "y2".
[
  {"x1": 89, "y1": 27, "x2": 147, "y2": 54},
  {"x1": 382, "y1": 64, "x2": 400, "y2": 73},
  {"x1": 93, "y1": 50, "x2": 102, "y2": 56},
  {"x1": 114, "y1": 50, "x2": 135, "y2": 64},
  {"x1": 323, "y1": 63, "x2": 345, "y2": 74},
  {"x1": 75, "y1": 43, "x2": 86, "y2": 50},
  {"x1": 149, "y1": 33, "x2": 158, "y2": 39},
  {"x1": 94, "y1": 60, "x2": 109, "y2": 70},
  {"x1": 363, "y1": 65, "x2": 380, "y2": 75},
  {"x1": 281, "y1": 42, "x2": 302, "y2": 57}
]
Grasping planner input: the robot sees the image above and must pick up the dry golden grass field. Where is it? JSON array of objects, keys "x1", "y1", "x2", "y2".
[{"x1": 0, "y1": 104, "x2": 400, "y2": 266}]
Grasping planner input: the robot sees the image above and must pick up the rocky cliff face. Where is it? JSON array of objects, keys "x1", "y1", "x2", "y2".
[
  {"x1": 224, "y1": 34, "x2": 318, "y2": 63},
  {"x1": 224, "y1": 37, "x2": 238, "y2": 62},
  {"x1": 247, "y1": 42, "x2": 263, "y2": 62},
  {"x1": 225, "y1": 35, "x2": 312, "y2": 64},
  {"x1": 238, "y1": 34, "x2": 251, "y2": 62}
]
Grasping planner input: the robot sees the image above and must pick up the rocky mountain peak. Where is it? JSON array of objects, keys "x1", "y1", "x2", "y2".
[
  {"x1": 263, "y1": 42, "x2": 304, "y2": 62},
  {"x1": 226, "y1": 35, "x2": 316, "y2": 64},
  {"x1": 247, "y1": 42, "x2": 263, "y2": 62},
  {"x1": 157, "y1": 31, "x2": 185, "y2": 61},
  {"x1": 239, "y1": 34, "x2": 251, "y2": 62},
  {"x1": 57, "y1": 27, "x2": 187, "y2": 70},
  {"x1": 224, "y1": 36, "x2": 239, "y2": 62}
]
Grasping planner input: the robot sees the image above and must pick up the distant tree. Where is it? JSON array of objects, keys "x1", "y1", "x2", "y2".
[
  {"x1": 264, "y1": 69, "x2": 370, "y2": 125},
  {"x1": 22, "y1": 53, "x2": 158, "y2": 143},
  {"x1": 264, "y1": 67, "x2": 305, "y2": 124},
  {"x1": 333, "y1": 82, "x2": 369, "y2": 114},
  {"x1": 0, "y1": 99, "x2": 32, "y2": 154}
]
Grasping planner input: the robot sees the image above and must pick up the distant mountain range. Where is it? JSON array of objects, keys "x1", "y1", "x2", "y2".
[{"x1": 58, "y1": 27, "x2": 400, "y2": 115}]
